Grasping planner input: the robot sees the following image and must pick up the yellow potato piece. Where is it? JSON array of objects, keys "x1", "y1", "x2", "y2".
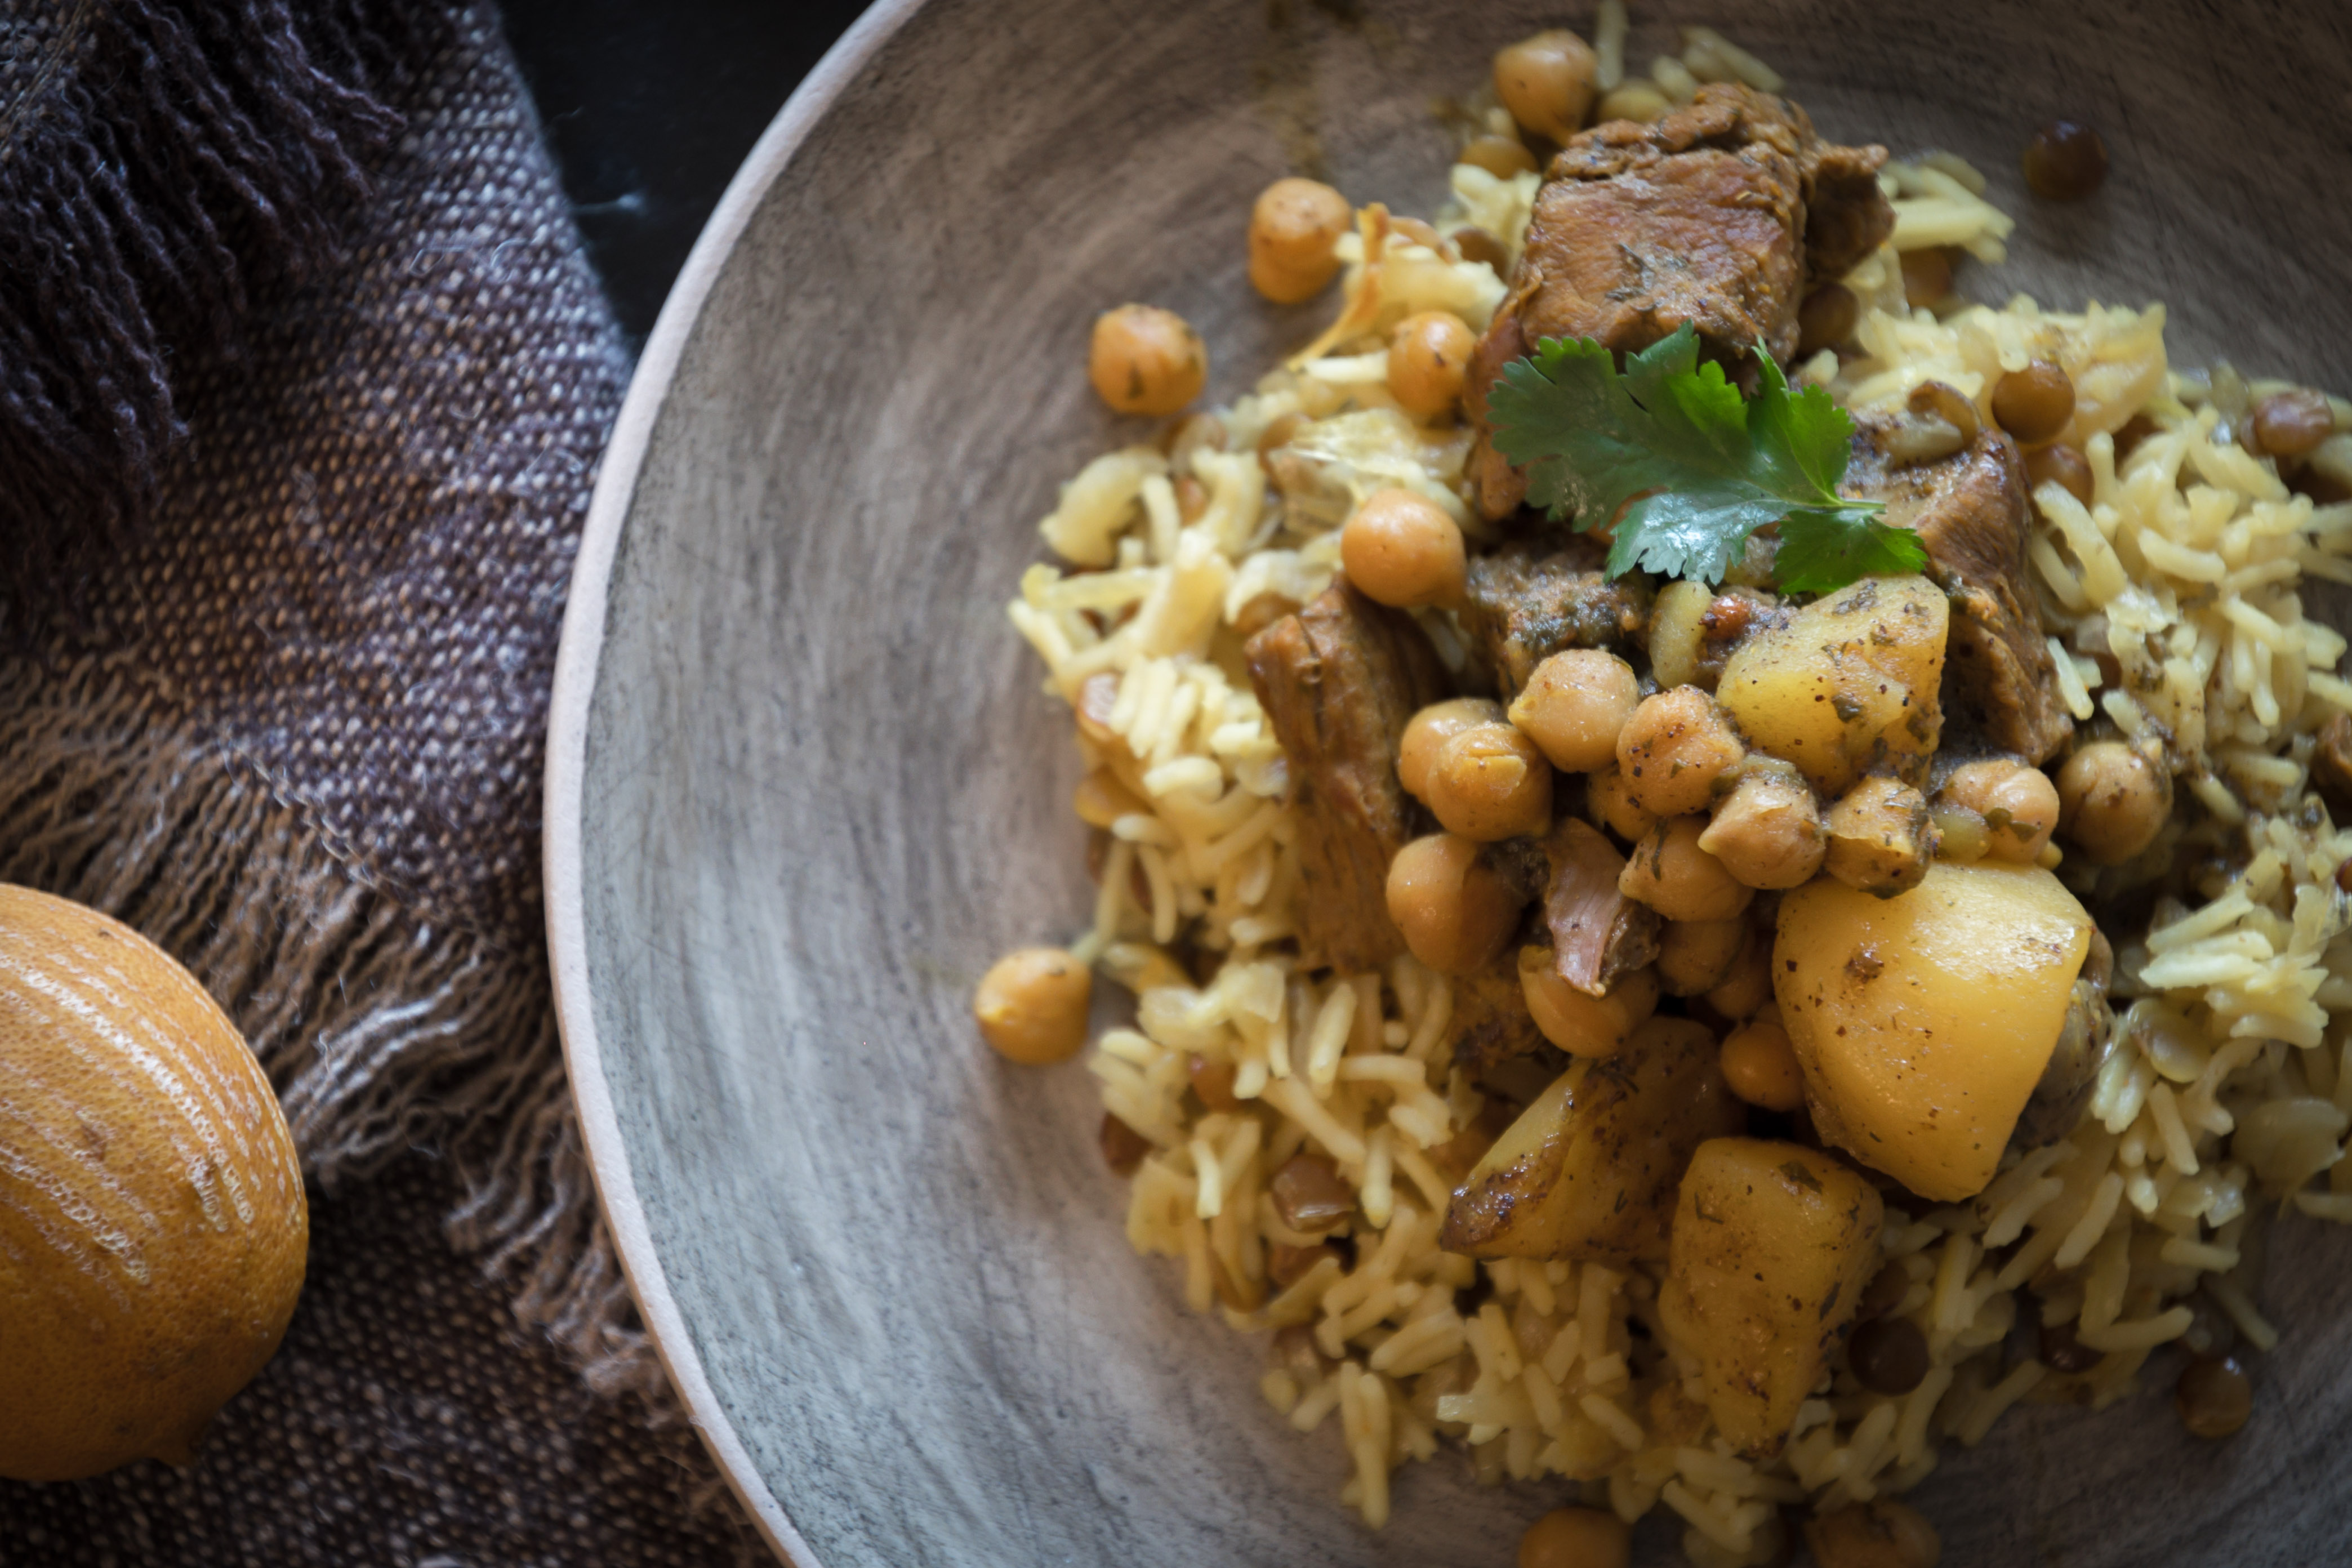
[
  {"x1": 1440, "y1": 1018, "x2": 1741, "y2": 1265},
  {"x1": 1661, "y1": 1138, "x2": 1883, "y2": 1458},
  {"x1": 1716, "y1": 574, "x2": 1948, "y2": 795},
  {"x1": 1774, "y1": 859, "x2": 2093, "y2": 1201}
]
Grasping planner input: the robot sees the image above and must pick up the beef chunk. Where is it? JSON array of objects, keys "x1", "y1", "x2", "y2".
[
  {"x1": 1842, "y1": 420, "x2": 2075, "y2": 764},
  {"x1": 1447, "y1": 955, "x2": 1553, "y2": 1084},
  {"x1": 1465, "y1": 86, "x2": 1894, "y2": 520},
  {"x1": 1244, "y1": 579, "x2": 1448, "y2": 973},
  {"x1": 2315, "y1": 711, "x2": 2352, "y2": 823},
  {"x1": 1460, "y1": 536, "x2": 1652, "y2": 697}
]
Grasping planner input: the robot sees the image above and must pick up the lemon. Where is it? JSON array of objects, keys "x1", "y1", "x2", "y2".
[{"x1": 0, "y1": 884, "x2": 308, "y2": 1481}]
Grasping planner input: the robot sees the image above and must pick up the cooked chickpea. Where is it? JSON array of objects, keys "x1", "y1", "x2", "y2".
[
  {"x1": 1386, "y1": 833, "x2": 1527, "y2": 975},
  {"x1": 1493, "y1": 30, "x2": 1597, "y2": 142},
  {"x1": 1656, "y1": 917, "x2": 1747, "y2": 996},
  {"x1": 2248, "y1": 389, "x2": 2336, "y2": 459},
  {"x1": 1720, "y1": 1018, "x2": 1806, "y2": 1111},
  {"x1": 1427, "y1": 722, "x2": 1554, "y2": 841},
  {"x1": 1898, "y1": 247, "x2": 1953, "y2": 310},
  {"x1": 1386, "y1": 311, "x2": 1477, "y2": 423},
  {"x1": 2023, "y1": 442, "x2": 2094, "y2": 505},
  {"x1": 1341, "y1": 487, "x2": 1467, "y2": 609},
  {"x1": 1797, "y1": 283, "x2": 1860, "y2": 357},
  {"x1": 973, "y1": 947, "x2": 1093, "y2": 1064},
  {"x1": 2056, "y1": 741, "x2": 2172, "y2": 865},
  {"x1": 1400, "y1": 697, "x2": 1506, "y2": 801},
  {"x1": 1937, "y1": 758, "x2": 2060, "y2": 863},
  {"x1": 1616, "y1": 687, "x2": 1746, "y2": 819},
  {"x1": 1458, "y1": 134, "x2": 1539, "y2": 179},
  {"x1": 1619, "y1": 816, "x2": 1753, "y2": 923},
  {"x1": 1595, "y1": 81, "x2": 1671, "y2": 124},
  {"x1": 1508, "y1": 649, "x2": 1641, "y2": 772},
  {"x1": 1517, "y1": 1504, "x2": 1630, "y2": 1568},
  {"x1": 1703, "y1": 925, "x2": 1774, "y2": 1019},
  {"x1": 1089, "y1": 305, "x2": 1207, "y2": 416},
  {"x1": 1518, "y1": 949, "x2": 1658, "y2": 1057},
  {"x1": 1587, "y1": 764, "x2": 1657, "y2": 844},
  {"x1": 1803, "y1": 1499, "x2": 1943, "y2": 1568},
  {"x1": 1990, "y1": 359, "x2": 2077, "y2": 446},
  {"x1": 1248, "y1": 177, "x2": 1353, "y2": 304},
  {"x1": 1697, "y1": 760, "x2": 1824, "y2": 890},
  {"x1": 1824, "y1": 777, "x2": 1938, "y2": 897}
]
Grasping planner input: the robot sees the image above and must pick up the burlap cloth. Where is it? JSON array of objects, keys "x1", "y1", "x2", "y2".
[{"x1": 0, "y1": 1, "x2": 753, "y2": 1560}]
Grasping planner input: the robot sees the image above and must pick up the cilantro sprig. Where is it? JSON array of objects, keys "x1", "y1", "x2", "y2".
[{"x1": 1485, "y1": 322, "x2": 1926, "y2": 594}]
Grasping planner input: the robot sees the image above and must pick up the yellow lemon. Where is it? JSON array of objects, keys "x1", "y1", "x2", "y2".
[{"x1": 0, "y1": 884, "x2": 308, "y2": 1480}]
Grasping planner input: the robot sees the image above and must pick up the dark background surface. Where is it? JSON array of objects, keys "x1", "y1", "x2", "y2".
[{"x1": 502, "y1": 0, "x2": 873, "y2": 351}]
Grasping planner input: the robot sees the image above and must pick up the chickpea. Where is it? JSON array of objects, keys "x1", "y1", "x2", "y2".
[
  {"x1": 1458, "y1": 134, "x2": 1539, "y2": 179},
  {"x1": 1341, "y1": 487, "x2": 1467, "y2": 609},
  {"x1": 1898, "y1": 247, "x2": 1953, "y2": 310},
  {"x1": 1797, "y1": 283, "x2": 1860, "y2": 357},
  {"x1": 1427, "y1": 722, "x2": 1554, "y2": 841},
  {"x1": 973, "y1": 947, "x2": 1093, "y2": 1064},
  {"x1": 1386, "y1": 311, "x2": 1477, "y2": 423},
  {"x1": 1587, "y1": 764, "x2": 1657, "y2": 844},
  {"x1": 1508, "y1": 649, "x2": 1641, "y2": 772},
  {"x1": 1803, "y1": 1500, "x2": 1942, "y2": 1568},
  {"x1": 1720, "y1": 1018, "x2": 1805, "y2": 1111},
  {"x1": 1990, "y1": 359, "x2": 2077, "y2": 446},
  {"x1": 1519, "y1": 948, "x2": 1658, "y2": 1057},
  {"x1": 1451, "y1": 225, "x2": 1511, "y2": 273},
  {"x1": 2023, "y1": 441, "x2": 2094, "y2": 505},
  {"x1": 1595, "y1": 81, "x2": 1671, "y2": 124},
  {"x1": 1619, "y1": 816, "x2": 1753, "y2": 923},
  {"x1": 1400, "y1": 697, "x2": 1506, "y2": 801},
  {"x1": 2247, "y1": 388, "x2": 2336, "y2": 459},
  {"x1": 1616, "y1": 687, "x2": 1746, "y2": 819},
  {"x1": 1386, "y1": 833, "x2": 1526, "y2": 975},
  {"x1": 1698, "y1": 760, "x2": 1824, "y2": 890},
  {"x1": 1704, "y1": 925, "x2": 1774, "y2": 1019},
  {"x1": 1248, "y1": 177, "x2": 1352, "y2": 304},
  {"x1": 1517, "y1": 1504, "x2": 1629, "y2": 1568},
  {"x1": 1089, "y1": 305, "x2": 1207, "y2": 416},
  {"x1": 1937, "y1": 758, "x2": 2060, "y2": 863},
  {"x1": 1824, "y1": 777, "x2": 1937, "y2": 897},
  {"x1": 1494, "y1": 29, "x2": 1597, "y2": 142},
  {"x1": 1657, "y1": 918, "x2": 1747, "y2": 997},
  {"x1": 2056, "y1": 741, "x2": 2172, "y2": 865},
  {"x1": 2021, "y1": 119, "x2": 2108, "y2": 202}
]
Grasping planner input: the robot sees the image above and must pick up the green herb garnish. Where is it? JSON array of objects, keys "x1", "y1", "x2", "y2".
[{"x1": 1486, "y1": 322, "x2": 1927, "y2": 594}]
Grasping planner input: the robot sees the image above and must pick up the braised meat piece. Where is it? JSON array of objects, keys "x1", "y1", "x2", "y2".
[
  {"x1": 1245, "y1": 579, "x2": 1448, "y2": 973},
  {"x1": 2315, "y1": 711, "x2": 2352, "y2": 823},
  {"x1": 1460, "y1": 536, "x2": 1652, "y2": 698},
  {"x1": 1842, "y1": 419, "x2": 2075, "y2": 764},
  {"x1": 1465, "y1": 85, "x2": 1895, "y2": 519}
]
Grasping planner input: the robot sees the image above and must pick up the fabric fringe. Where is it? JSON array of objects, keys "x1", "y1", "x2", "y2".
[
  {"x1": 0, "y1": 0, "x2": 444, "y2": 597},
  {"x1": 0, "y1": 653, "x2": 666, "y2": 1405}
]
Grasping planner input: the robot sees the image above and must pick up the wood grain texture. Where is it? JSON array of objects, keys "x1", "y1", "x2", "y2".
[{"x1": 550, "y1": 1, "x2": 2352, "y2": 1563}]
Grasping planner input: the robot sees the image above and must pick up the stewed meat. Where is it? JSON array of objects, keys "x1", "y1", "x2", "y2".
[
  {"x1": 1459, "y1": 536, "x2": 1653, "y2": 697},
  {"x1": 1245, "y1": 579, "x2": 1449, "y2": 972},
  {"x1": 1465, "y1": 84, "x2": 1895, "y2": 520},
  {"x1": 1843, "y1": 419, "x2": 2076, "y2": 764}
]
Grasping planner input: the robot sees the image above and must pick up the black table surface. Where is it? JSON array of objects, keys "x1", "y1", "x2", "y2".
[{"x1": 502, "y1": 0, "x2": 871, "y2": 352}]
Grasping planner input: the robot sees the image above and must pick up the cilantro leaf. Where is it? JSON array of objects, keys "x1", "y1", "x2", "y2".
[{"x1": 1485, "y1": 322, "x2": 1923, "y2": 593}]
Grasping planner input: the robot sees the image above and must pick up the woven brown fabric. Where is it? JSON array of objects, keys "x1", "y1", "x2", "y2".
[{"x1": 0, "y1": 0, "x2": 745, "y2": 1559}]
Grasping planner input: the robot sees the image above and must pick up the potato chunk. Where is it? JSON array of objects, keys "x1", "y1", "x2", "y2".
[
  {"x1": 1661, "y1": 1139, "x2": 1884, "y2": 1458},
  {"x1": 1774, "y1": 860, "x2": 2093, "y2": 1201},
  {"x1": 1440, "y1": 1018, "x2": 1741, "y2": 1265},
  {"x1": 1716, "y1": 575, "x2": 1948, "y2": 795}
]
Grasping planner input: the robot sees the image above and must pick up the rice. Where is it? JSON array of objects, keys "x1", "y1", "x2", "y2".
[{"x1": 1005, "y1": 43, "x2": 2352, "y2": 1567}]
